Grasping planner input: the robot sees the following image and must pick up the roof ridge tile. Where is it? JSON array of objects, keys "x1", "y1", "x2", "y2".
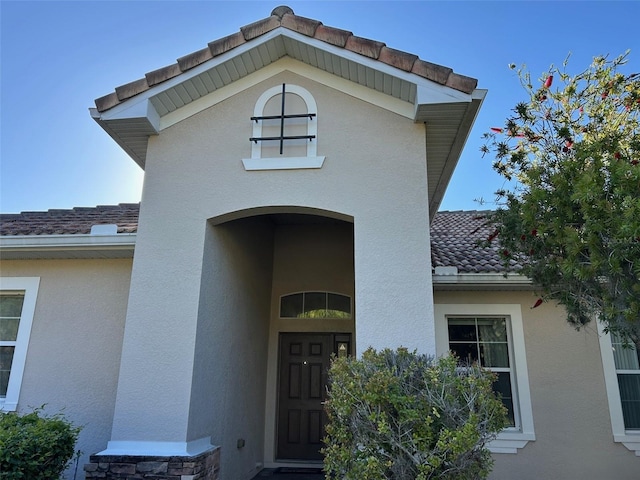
[
  {"x1": 115, "y1": 77, "x2": 150, "y2": 102},
  {"x1": 208, "y1": 31, "x2": 246, "y2": 58},
  {"x1": 378, "y1": 46, "x2": 418, "y2": 73},
  {"x1": 240, "y1": 15, "x2": 281, "y2": 41},
  {"x1": 344, "y1": 34, "x2": 385, "y2": 60},
  {"x1": 411, "y1": 59, "x2": 452, "y2": 87},
  {"x1": 177, "y1": 47, "x2": 213, "y2": 72},
  {"x1": 280, "y1": 12, "x2": 321, "y2": 37},
  {"x1": 313, "y1": 24, "x2": 352, "y2": 48},
  {"x1": 93, "y1": 6, "x2": 479, "y2": 113}
]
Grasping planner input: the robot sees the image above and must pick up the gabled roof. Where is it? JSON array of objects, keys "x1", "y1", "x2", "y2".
[
  {"x1": 93, "y1": 5, "x2": 478, "y2": 114},
  {"x1": 1, "y1": 205, "x2": 514, "y2": 276},
  {"x1": 90, "y1": 6, "x2": 486, "y2": 218}
]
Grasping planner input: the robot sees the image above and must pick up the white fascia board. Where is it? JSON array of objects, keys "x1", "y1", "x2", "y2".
[
  {"x1": 95, "y1": 97, "x2": 161, "y2": 131},
  {"x1": 415, "y1": 83, "x2": 472, "y2": 106},
  {"x1": 433, "y1": 272, "x2": 532, "y2": 288},
  {"x1": 0, "y1": 234, "x2": 136, "y2": 252}
]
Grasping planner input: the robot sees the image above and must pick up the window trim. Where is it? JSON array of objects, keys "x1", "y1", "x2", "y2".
[
  {"x1": 0, "y1": 277, "x2": 40, "y2": 411},
  {"x1": 242, "y1": 84, "x2": 325, "y2": 171},
  {"x1": 435, "y1": 304, "x2": 535, "y2": 453},
  {"x1": 597, "y1": 322, "x2": 640, "y2": 455}
]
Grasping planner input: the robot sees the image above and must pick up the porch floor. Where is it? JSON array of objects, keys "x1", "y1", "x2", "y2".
[{"x1": 251, "y1": 467, "x2": 325, "y2": 480}]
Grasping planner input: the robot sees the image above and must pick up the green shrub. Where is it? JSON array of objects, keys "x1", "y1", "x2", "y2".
[
  {"x1": 323, "y1": 348, "x2": 507, "y2": 480},
  {"x1": 0, "y1": 407, "x2": 81, "y2": 480}
]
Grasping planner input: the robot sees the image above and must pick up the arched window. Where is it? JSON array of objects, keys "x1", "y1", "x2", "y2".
[
  {"x1": 280, "y1": 292, "x2": 351, "y2": 319},
  {"x1": 242, "y1": 84, "x2": 325, "y2": 171}
]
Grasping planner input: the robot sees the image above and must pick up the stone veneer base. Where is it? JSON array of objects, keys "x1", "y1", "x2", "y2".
[{"x1": 84, "y1": 446, "x2": 220, "y2": 480}]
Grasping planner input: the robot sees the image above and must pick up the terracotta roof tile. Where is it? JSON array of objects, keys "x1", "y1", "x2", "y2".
[
  {"x1": 1, "y1": 206, "x2": 509, "y2": 274},
  {"x1": 344, "y1": 35, "x2": 385, "y2": 60},
  {"x1": 378, "y1": 46, "x2": 418, "y2": 72},
  {"x1": 208, "y1": 32, "x2": 246, "y2": 58},
  {"x1": 177, "y1": 47, "x2": 213, "y2": 72},
  {"x1": 94, "y1": 6, "x2": 479, "y2": 113},
  {"x1": 115, "y1": 77, "x2": 149, "y2": 102},
  {"x1": 445, "y1": 72, "x2": 478, "y2": 95},
  {"x1": 280, "y1": 12, "x2": 321, "y2": 37},
  {"x1": 240, "y1": 15, "x2": 281, "y2": 41},
  {"x1": 145, "y1": 63, "x2": 182, "y2": 87},
  {"x1": 313, "y1": 24, "x2": 352, "y2": 48},
  {"x1": 94, "y1": 92, "x2": 121, "y2": 112},
  {"x1": 411, "y1": 59, "x2": 452, "y2": 86}
]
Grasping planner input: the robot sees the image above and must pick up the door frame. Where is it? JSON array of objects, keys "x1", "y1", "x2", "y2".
[{"x1": 263, "y1": 320, "x2": 354, "y2": 468}]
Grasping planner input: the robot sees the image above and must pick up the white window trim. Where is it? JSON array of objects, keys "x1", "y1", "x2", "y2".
[
  {"x1": 597, "y1": 322, "x2": 640, "y2": 456},
  {"x1": 242, "y1": 84, "x2": 325, "y2": 171},
  {"x1": 434, "y1": 304, "x2": 535, "y2": 454},
  {"x1": 0, "y1": 277, "x2": 40, "y2": 411}
]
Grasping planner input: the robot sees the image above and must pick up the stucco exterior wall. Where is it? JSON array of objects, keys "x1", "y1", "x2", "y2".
[
  {"x1": 434, "y1": 289, "x2": 639, "y2": 479},
  {"x1": 188, "y1": 217, "x2": 274, "y2": 480},
  {"x1": 1, "y1": 259, "x2": 131, "y2": 479},
  {"x1": 109, "y1": 61, "x2": 435, "y2": 460}
]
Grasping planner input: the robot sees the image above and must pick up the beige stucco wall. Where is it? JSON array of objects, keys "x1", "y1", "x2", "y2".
[
  {"x1": 434, "y1": 289, "x2": 639, "y2": 479},
  {"x1": 1, "y1": 259, "x2": 131, "y2": 479},
  {"x1": 109, "y1": 60, "x2": 434, "y2": 479},
  {"x1": 188, "y1": 217, "x2": 274, "y2": 480}
]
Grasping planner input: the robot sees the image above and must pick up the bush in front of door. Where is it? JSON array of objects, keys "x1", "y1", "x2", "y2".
[{"x1": 323, "y1": 348, "x2": 506, "y2": 480}]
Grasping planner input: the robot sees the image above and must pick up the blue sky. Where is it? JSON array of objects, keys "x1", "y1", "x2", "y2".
[{"x1": 1, "y1": 0, "x2": 638, "y2": 214}]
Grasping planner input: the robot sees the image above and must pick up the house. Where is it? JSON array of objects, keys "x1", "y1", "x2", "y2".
[{"x1": 0, "y1": 6, "x2": 638, "y2": 479}]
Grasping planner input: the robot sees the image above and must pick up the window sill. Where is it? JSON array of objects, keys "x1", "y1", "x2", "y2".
[
  {"x1": 0, "y1": 400, "x2": 18, "y2": 412},
  {"x1": 242, "y1": 156, "x2": 325, "y2": 171},
  {"x1": 614, "y1": 432, "x2": 640, "y2": 456},
  {"x1": 488, "y1": 431, "x2": 535, "y2": 454}
]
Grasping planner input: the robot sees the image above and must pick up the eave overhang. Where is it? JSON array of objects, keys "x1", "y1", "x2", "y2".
[
  {"x1": 0, "y1": 234, "x2": 136, "y2": 260},
  {"x1": 433, "y1": 272, "x2": 533, "y2": 291}
]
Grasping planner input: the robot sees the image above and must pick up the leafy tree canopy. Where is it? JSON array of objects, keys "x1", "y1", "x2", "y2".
[{"x1": 481, "y1": 51, "x2": 640, "y2": 345}]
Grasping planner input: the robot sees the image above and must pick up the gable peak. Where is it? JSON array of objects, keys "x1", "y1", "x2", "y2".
[{"x1": 271, "y1": 5, "x2": 294, "y2": 19}]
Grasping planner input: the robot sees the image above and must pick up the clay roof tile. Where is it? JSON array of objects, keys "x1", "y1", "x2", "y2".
[
  {"x1": 344, "y1": 35, "x2": 385, "y2": 60},
  {"x1": 94, "y1": 6, "x2": 479, "y2": 113},
  {"x1": 280, "y1": 12, "x2": 321, "y2": 37}
]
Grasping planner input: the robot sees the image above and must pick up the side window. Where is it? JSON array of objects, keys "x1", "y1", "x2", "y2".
[
  {"x1": 435, "y1": 304, "x2": 535, "y2": 453},
  {"x1": 611, "y1": 333, "x2": 640, "y2": 429},
  {"x1": 242, "y1": 84, "x2": 325, "y2": 170},
  {"x1": 0, "y1": 277, "x2": 39, "y2": 411},
  {"x1": 598, "y1": 325, "x2": 640, "y2": 455},
  {"x1": 447, "y1": 317, "x2": 516, "y2": 427}
]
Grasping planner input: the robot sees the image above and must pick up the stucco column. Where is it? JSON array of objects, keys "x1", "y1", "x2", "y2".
[
  {"x1": 353, "y1": 208, "x2": 436, "y2": 356},
  {"x1": 101, "y1": 211, "x2": 211, "y2": 456}
]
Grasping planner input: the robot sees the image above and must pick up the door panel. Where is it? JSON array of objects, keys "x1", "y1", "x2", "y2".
[{"x1": 277, "y1": 333, "x2": 349, "y2": 461}]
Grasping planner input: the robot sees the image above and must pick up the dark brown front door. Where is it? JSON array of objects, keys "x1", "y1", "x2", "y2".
[{"x1": 277, "y1": 332, "x2": 351, "y2": 461}]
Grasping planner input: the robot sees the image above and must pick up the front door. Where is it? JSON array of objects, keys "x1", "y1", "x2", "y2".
[{"x1": 277, "y1": 332, "x2": 351, "y2": 461}]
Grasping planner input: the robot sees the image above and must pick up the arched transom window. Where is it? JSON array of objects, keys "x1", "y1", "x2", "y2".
[
  {"x1": 280, "y1": 292, "x2": 351, "y2": 319},
  {"x1": 242, "y1": 84, "x2": 325, "y2": 171}
]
